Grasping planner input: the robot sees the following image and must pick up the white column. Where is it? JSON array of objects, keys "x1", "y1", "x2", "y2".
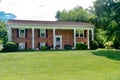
[
  {"x1": 32, "y1": 27, "x2": 35, "y2": 49},
  {"x1": 87, "y1": 29, "x2": 90, "y2": 49},
  {"x1": 8, "y1": 26, "x2": 12, "y2": 41},
  {"x1": 74, "y1": 28, "x2": 76, "y2": 49},
  {"x1": 91, "y1": 29, "x2": 94, "y2": 41},
  {"x1": 53, "y1": 28, "x2": 56, "y2": 50}
]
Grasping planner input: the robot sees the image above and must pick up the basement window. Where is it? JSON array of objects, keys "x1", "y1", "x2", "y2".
[
  {"x1": 40, "y1": 42, "x2": 46, "y2": 48},
  {"x1": 19, "y1": 43, "x2": 25, "y2": 50}
]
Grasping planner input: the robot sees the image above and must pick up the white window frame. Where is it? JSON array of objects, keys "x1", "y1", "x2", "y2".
[
  {"x1": 76, "y1": 30, "x2": 84, "y2": 38},
  {"x1": 40, "y1": 29, "x2": 46, "y2": 38},
  {"x1": 19, "y1": 29, "x2": 25, "y2": 38},
  {"x1": 40, "y1": 42, "x2": 46, "y2": 48},
  {"x1": 19, "y1": 43, "x2": 25, "y2": 50}
]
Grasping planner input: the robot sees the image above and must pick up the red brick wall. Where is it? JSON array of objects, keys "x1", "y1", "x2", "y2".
[
  {"x1": 12, "y1": 28, "x2": 88, "y2": 49},
  {"x1": 56, "y1": 30, "x2": 74, "y2": 48},
  {"x1": 34, "y1": 29, "x2": 53, "y2": 48},
  {"x1": 12, "y1": 29, "x2": 32, "y2": 49}
]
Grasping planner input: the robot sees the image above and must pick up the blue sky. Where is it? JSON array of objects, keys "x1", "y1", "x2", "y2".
[{"x1": 0, "y1": 0, "x2": 95, "y2": 21}]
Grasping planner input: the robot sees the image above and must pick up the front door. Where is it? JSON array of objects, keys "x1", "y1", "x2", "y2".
[{"x1": 55, "y1": 36, "x2": 62, "y2": 49}]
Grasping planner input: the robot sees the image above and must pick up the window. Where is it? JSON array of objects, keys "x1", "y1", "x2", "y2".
[
  {"x1": 40, "y1": 42, "x2": 46, "y2": 48},
  {"x1": 76, "y1": 30, "x2": 84, "y2": 38},
  {"x1": 19, "y1": 29, "x2": 25, "y2": 37},
  {"x1": 40, "y1": 29, "x2": 46, "y2": 38},
  {"x1": 19, "y1": 43, "x2": 25, "y2": 50}
]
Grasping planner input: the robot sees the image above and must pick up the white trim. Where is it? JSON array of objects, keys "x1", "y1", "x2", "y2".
[
  {"x1": 92, "y1": 29, "x2": 94, "y2": 41},
  {"x1": 19, "y1": 29, "x2": 25, "y2": 38},
  {"x1": 55, "y1": 35, "x2": 62, "y2": 49},
  {"x1": 9, "y1": 25, "x2": 94, "y2": 30},
  {"x1": 87, "y1": 29, "x2": 90, "y2": 49},
  {"x1": 53, "y1": 28, "x2": 56, "y2": 50},
  {"x1": 32, "y1": 27, "x2": 35, "y2": 49},
  {"x1": 74, "y1": 28, "x2": 76, "y2": 49}
]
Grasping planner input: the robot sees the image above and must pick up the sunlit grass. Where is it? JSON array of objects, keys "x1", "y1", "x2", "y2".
[{"x1": 0, "y1": 50, "x2": 120, "y2": 80}]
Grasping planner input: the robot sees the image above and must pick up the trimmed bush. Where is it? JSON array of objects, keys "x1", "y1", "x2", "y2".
[
  {"x1": 76, "y1": 43, "x2": 88, "y2": 50},
  {"x1": 64, "y1": 44, "x2": 72, "y2": 50},
  {"x1": 90, "y1": 41, "x2": 99, "y2": 50},
  {"x1": 104, "y1": 41, "x2": 114, "y2": 49},
  {"x1": 40, "y1": 46, "x2": 47, "y2": 51},
  {"x1": 2, "y1": 41, "x2": 18, "y2": 52}
]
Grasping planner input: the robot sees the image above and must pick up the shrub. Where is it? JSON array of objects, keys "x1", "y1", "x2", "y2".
[
  {"x1": 46, "y1": 46, "x2": 51, "y2": 50},
  {"x1": 90, "y1": 41, "x2": 99, "y2": 50},
  {"x1": 2, "y1": 41, "x2": 18, "y2": 52},
  {"x1": 40, "y1": 46, "x2": 47, "y2": 51},
  {"x1": 104, "y1": 41, "x2": 114, "y2": 49},
  {"x1": 76, "y1": 43, "x2": 88, "y2": 50},
  {"x1": 0, "y1": 44, "x2": 3, "y2": 51},
  {"x1": 64, "y1": 44, "x2": 72, "y2": 50}
]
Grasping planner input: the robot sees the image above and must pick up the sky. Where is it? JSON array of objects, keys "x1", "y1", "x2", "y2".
[{"x1": 0, "y1": 0, "x2": 95, "y2": 21}]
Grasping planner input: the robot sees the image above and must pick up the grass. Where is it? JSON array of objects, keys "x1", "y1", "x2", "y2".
[{"x1": 0, "y1": 50, "x2": 120, "y2": 80}]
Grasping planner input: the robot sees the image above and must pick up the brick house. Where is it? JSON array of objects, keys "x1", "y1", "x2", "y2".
[{"x1": 7, "y1": 20, "x2": 94, "y2": 50}]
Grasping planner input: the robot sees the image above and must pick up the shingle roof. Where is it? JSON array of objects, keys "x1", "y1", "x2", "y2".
[{"x1": 7, "y1": 20, "x2": 93, "y2": 28}]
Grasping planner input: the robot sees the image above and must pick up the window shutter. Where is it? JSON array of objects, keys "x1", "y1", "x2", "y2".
[
  {"x1": 38, "y1": 42, "x2": 40, "y2": 49},
  {"x1": 25, "y1": 29, "x2": 27, "y2": 37},
  {"x1": 25, "y1": 43, "x2": 27, "y2": 49},
  {"x1": 46, "y1": 29, "x2": 48, "y2": 38},
  {"x1": 16, "y1": 29, "x2": 19, "y2": 38},
  {"x1": 46, "y1": 42, "x2": 48, "y2": 47},
  {"x1": 38, "y1": 29, "x2": 40, "y2": 37},
  {"x1": 17, "y1": 43, "x2": 19, "y2": 50},
  {"x1": 84, "y1": 30, "x2": 87, "y2": 38}
]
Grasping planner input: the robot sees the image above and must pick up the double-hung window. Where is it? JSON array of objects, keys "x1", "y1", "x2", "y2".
[
  {"x1": 40, "y1": 29, "x2": 46, "y2": 38},
  {"x1": 19, "y1": 29, "x2": 25, "y2": 38},
  {"x1": 76, "y1": 30, "x2": 84, "y2": 38}
]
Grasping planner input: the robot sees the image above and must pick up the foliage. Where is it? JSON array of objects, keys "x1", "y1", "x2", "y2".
[
  {"x1": 40, "y1": 46, "x2": 47, "y2": 51},
  {"x1": 0, "y1": 44, "x2": 3, "y2": 51},
  {"x1": 64, "y1": 44, "x2": 72, "y2": 50},
  {"x1": 55, "y1": 6, "x2": 92, "y2": 22},
  {"x1": 76, "y1": 43, "x2": 88, "y2": 50},
  {"x1": 114, "y1": 31, "x2": 120, "y2": 49},
  {"x1": 95, "y1": 29, "x2": 107, "y2": 48},
  {"x1": 92, "y1": 49, "x2": 120, "y2": 60},
  {"x1": 90, "y1": 41, "x2": 99, "y2": 50},
  {"x1": 104, "y1": 41, "x2": 114, "y2": 49},
  {"x1": 0, "y1": 11, "x2": 16, "y2": 22},
  {"x1": 0, "y1": 21, "x2": 8, "y2": 44},
  {"x1": 92, "y1": 0, "x2": 120, "y2": 47},
  {"x1": 2, "y1": 41, "x2": 18, "y2": 52}
]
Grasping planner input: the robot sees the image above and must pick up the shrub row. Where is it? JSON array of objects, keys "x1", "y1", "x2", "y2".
[{"x1": 2, "y1": 41, "x2": 18, "y2": 52}]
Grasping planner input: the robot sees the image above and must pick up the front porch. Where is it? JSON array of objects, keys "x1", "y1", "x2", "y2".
[{"x1": 8, "y1": 26, "x2": 94, "y2": 50}]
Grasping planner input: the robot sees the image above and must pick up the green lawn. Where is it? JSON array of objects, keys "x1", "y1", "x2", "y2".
[{"x1": 0, "y1": 50, "x2": 120, "y2": 80}]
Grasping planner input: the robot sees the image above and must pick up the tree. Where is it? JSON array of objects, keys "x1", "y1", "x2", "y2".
[
  {"x1": 0, "y1": 11, "x2": 16, "y2": 22},
  {"x1": 55, "y1": 6, "x2": 92, "y2": 22},
  {"x1": 92, "y1": 0, "x2": 120, "y2": 48},
  {"x1": 0, "y1": 21, "x2": 7, "y2": 44}
]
